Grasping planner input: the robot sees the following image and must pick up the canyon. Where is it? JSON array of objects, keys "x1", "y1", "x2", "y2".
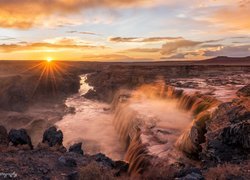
[{"x1": 0, "y1": 57, "x2": 249, "y2": 179}]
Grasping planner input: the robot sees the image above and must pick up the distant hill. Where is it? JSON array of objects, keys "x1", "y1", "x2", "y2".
[{"x1": 197, "y1": 56, "x2": 250, "y2": 65}]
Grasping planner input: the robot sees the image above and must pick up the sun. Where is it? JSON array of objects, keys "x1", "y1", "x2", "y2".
[{"x1": 46, "y1": 57, "x2": 53, "y2": 62}]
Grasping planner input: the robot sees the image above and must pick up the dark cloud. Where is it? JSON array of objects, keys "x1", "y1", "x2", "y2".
[
  {"x1": 66, "y1": 30, "x2": 101, "y2": 36},
  {"x1": 109, "y1": 36, "x2": 182, "y2": 43}
]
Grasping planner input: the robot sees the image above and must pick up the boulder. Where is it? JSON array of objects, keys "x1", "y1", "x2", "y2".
[
  {"x1": 58, "y1": 156, "x2": 77, "y2": 167},
  {"x1": 42, "y1": 126, "x2": 63, "y2": 147},
  {"x1": 8, "y1": 129, "x2": 33, "y2": 149},
  {"x1": 69, "y1": 142, "x2": 84, "y2": 155},
  {"x1": 92, "y1": 153, "x2": 115, "y2": 168},
  {"x1": 0, "y1": 125, "x2": 8, "y2": 145}
]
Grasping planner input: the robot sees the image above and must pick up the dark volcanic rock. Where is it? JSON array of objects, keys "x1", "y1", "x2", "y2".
[
  {"x1": 58, "y1": 156, "x2": 77, "y2": 167},
  {"x1": 175, "y1": 166, "x2": 204, "y2": 180},
  {"x1": 42, "y1": 126, "x2": 63, "y2": 147},
  {"x1": 203, "y1": 100, "x2": 250, "y2": 165},
  {"x1": 237, "y1": 84, "x2": 250, "y2": 97},
  {"x1": 92, "y1": 153, "x2": 115, "y2": 168},
  {"x1": 8, "y1": 128, "x2": 33, "y2": 149},
  {"x1": 0, "y1": 125, "x2": 8, "y2": 145},
  {"x1": 83, "y1": 89, "x2": 98, "y2": 100},
  {"x1": 67, "y1": 171, "x2": 79, "y2": 180},
  {"x1": 69, "y1": 142, "x2": 84, "y2": 155},
  {"x1": 114, "y1": 161, "x2": 129, "y2": 176},
  {"x1": 220, "y1": 121, "x2": 250, "y2": 149}
]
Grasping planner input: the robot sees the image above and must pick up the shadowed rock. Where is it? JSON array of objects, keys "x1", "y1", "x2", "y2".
[
  {"x1": 0, "y1": 125, "x2": 8, "y2": 145},
  {"x1": 8, "y1": 129, "x2": 33, "y2": 149},
  {"x1": 220, "y1": 121, "x2": 250, "y2": 149},
  {"x1": 237, "y1": 84, "x2": 250, "y2": 97},
  {"x1": 69, "y1": 142, "x2": 84, "y2": 155},
  {"x1": 203, "y1": 100, "x2": 250, "y2": 164},
  {"x1": 42, "y1": 126, "x2": 63, "y2": 147},
  {"x1": 92, "y1": 153, "x2": 115, "y2": 168},
  {"x1": 58, "y1": 156, "x2": 77, "y2": 167}
]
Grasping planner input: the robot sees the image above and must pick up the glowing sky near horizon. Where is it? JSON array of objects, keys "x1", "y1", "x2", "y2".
[{"x1": 0, "y1": 0, "x2": 249, "y2": 61}]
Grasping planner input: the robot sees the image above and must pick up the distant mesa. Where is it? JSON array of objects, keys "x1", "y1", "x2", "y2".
[{"x1": 200, "y1": 56, "x2": 250, "y2": 64}]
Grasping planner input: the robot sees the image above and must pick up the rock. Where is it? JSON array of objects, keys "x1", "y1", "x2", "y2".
[
  {"x1": 42, "y1": 126, "x2": 63, "y2": 147},
  {"x1": 181, "y1": 172, "x2": 204, "y2": 180},
  {"x1": 175, "y1": 166, "x2": 204, "y2": 180},
  {"x1": 202, "y1": 100, "x2": 250, "y2": 165},
  {"x1": 114, "y1": 161, "x2": 129, "y2": 176},
  {"x1": 209, "y1": 102, "x2": 250, "y2": 126},
  {"x1": 69, "y1": 142, "x2": 84, "y2": 155},
  {"x1": 92, "y1": 153, "x2": 115, "y2": 168},
  {"x1": 67, "y1": 171, "x2": 79, "y2": 180},
  {"x1": 65, "y1": 107, "x2": 76, "y2": 114},
  {"x1": 220, "y1": 121, "x2": 250, "y2": 149},
  {"x1": 8, "y1": 129, "x2": 33, "y2": 149},
  {"x1": 41, "y1": 176, "x2": 50, "y2": 180},
  {"x1": 237, "y1": 84, "x2": 250, "y2": 97},
  {"x1": 0, "y1": 125, "x2": 8, "y2": 145},
  {"x1": 83, "y1": 89, "x2": 98, "y2": 100},
  {"x1": 177, "y1": 167, "x2": 202, "y2": 178},
  {"x1": 58, "y1": 156, "x2": 77, "y2": 167}
]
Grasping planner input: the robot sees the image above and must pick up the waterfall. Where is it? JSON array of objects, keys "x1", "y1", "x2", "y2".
[{"x1": 111, "y1": 81, "x2": 220, "y2": 175}]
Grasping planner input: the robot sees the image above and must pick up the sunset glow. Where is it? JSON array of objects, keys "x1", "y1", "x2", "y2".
[
  {"x1": 46, "y1": 57, "x2": 53, "y2": 62},
  {"x1": 0, "y1": 0, "x2": 249, "y2": 61}
]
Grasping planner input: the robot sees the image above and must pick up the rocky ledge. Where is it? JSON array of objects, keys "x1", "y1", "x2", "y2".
[{"x1": 0, "y1": 126, "x2": 129, "y2": 180}]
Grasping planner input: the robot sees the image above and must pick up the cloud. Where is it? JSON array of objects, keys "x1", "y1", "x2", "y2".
[
  {"x1": 0, "y1": 36, "x2": 16, "y2": 41},
  {"x1": 67, "y1": 30, "x2": 101, "y2": 36},
  {"x1": 0, "y1": 0, "x2": 166, "y2": 29},
  {"x1": 211, "y1": 1, "x2": 250, "y2": 31},
  {"x1": 161, "y1": 39, "x2": 202, "y2": 55},
  {"x1": 122, "y1": 48, "x2": 160, "y2": 53},
  {"x1": 81, "y1": 54, "x2": 153, "y2": 62},
  {"x1": 203, "y1": 45, "x2": 250, "y2": 57},
  {"x1": 0, "y1": 39, "x2": 105, "y2": 53},
  {"x1": 109, "y1": 36, "x2": 182, "y2": 43}
]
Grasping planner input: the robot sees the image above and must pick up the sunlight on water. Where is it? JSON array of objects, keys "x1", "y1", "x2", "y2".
[{"x1": 56, "y1": 75, "x2": 125, "y2": 160}]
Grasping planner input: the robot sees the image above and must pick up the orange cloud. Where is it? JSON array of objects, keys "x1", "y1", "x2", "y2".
[
  {"x1": 0, "y1": 0, "x2": 165, "y2": 29},
  {"x1": 0, "y1": 41, "x2": 105, "y2": 52},
  {"x1": 81, "y1": 54, "x2": 153, "y2": 62},
  {"x1": 212, "y1": 1, "x2": 250, "y2": 31},
  {"x1": 161, "y1": 40, "x2": 202, "y2": 55}
]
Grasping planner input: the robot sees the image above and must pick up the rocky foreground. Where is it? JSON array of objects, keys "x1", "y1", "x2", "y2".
[{"x1": 0, "y1": 126, "x2": 130, "y2": 180}]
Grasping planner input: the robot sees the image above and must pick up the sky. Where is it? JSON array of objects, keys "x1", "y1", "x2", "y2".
[{"x1": 0, "y1": 0, "x2": 250, "y2": 61}]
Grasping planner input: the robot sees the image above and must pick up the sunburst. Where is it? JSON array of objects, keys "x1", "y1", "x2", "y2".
[{"x1": 20, "y1": 60, "x2": 74, "y2": 97}]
